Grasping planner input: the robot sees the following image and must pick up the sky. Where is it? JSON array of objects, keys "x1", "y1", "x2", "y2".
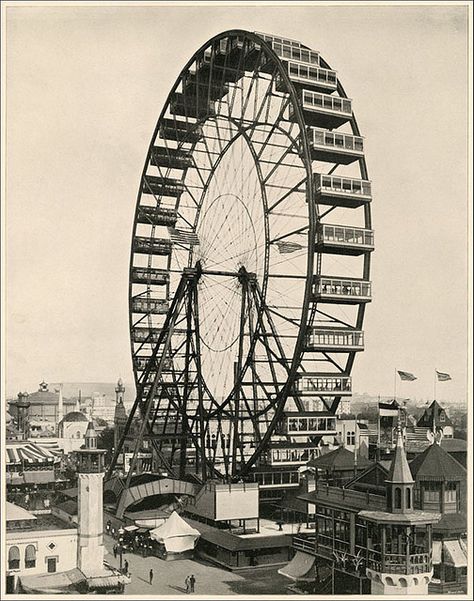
[{"x1": 3, "y1": 2, "x2": 470, "y2": 404}]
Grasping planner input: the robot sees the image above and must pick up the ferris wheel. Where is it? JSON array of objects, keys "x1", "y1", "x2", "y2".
[{"x1": 110, "y1": 30, "x2": 373, "y2": 483}]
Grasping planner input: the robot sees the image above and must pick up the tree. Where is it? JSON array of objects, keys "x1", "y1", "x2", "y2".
[{"x1": 98, "y1": 427, "x2": 115, "y2": 464}]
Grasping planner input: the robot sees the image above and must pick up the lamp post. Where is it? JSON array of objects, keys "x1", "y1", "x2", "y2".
[{"x1": 118, "y1": 527, "x2": 124, "y2": 572}]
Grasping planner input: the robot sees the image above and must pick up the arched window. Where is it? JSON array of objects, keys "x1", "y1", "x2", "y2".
[
  {"x1": 76, "y1": 431, "x2": 81, "y2": 438},
  {"x1": 8, "y1": 546, "x2": 20, "y2": 570},
  {"x1": 406, "y1": 488, "x2": 411, "y2": 509},
  {"x1": 25, "y1": 545, "x2": 36, "y2": 568},
  {"x1": 394, "y1": 487, "x2": 402, "y2": 509}
]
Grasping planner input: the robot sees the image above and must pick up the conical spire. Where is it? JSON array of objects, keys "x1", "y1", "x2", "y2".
[
  {"x1": 386, "y1": 424, "x2": 414, "y2": 484},
  {"x1": 84, "y1": 421, "x2": 98, "y2": 449}
]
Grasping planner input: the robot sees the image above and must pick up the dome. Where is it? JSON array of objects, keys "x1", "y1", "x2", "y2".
[{"x1": 61, "y1": 411, "x2": 89, "y2": 423}]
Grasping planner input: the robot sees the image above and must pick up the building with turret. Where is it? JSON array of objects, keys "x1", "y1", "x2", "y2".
[{"x1": 278, "y1": 427, "x2": 441, "y2": 594}]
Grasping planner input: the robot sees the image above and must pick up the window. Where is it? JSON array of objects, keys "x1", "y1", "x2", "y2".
[
  {"x1": 406, "y1": 488, "x2": 411, "y2": 510},
  {"x1": 346, "y1": 431, "x2": 356, "y2": 446},
  {"x1": 8, "y1": 546, "x2": 20, "y2": 570},
  {"x1": 25, "y1": 545, "x2": 36, "y2": 569},
  {"x1": 394, "y1": 487, "x2": 402, "y2": 509}
]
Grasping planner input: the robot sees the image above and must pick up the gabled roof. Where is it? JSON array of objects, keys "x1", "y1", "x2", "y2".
[
  {"x1": 416, "y1": 400, "x2": 453, "y2": 428},
  {"x1": 409, "y1": 442, "x2": 466, "y2": 481},
  {"x1": 386, "y1": 428, "x2": 414, "y2": 484},
  {"x1": 307, "y1": 446, "x2": 369, "y2": 470}
]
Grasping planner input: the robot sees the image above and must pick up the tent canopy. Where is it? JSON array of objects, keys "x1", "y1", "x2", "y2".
[
  {"x1": 278, "y1": 551, "x2": 316, "y2": 582},
  {"x1": 150, "y1": 511, "x2": 200, "y2": 540}
]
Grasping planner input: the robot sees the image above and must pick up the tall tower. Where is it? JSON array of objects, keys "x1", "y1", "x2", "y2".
[
  {"x1": 76, "y1": 422, "x2": 107, "y2": 576},
  {"x1": 360, "y1": 424, "x2": 439, "y2": 595},
  {"x1": 14, "y1": 392, "x2": 30, "y2": 440},
  {"x1": 114, "y1": 378, "x2": 128, "y2": 457},
  {"x1": 57, "y1": 383, "x2": 64, "y2": 433}
]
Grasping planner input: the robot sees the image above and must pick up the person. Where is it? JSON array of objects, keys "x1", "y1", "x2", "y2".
[
  {"x1": 124, "y1": 559, "x2": 129, "y2": 576},
  {"x1": 185, "y1": 576, "x2": 190, "y2": 594},
  {"x1": 189, "y1": 575, "x2": 196, "y2": 593},
  {"x1": 113, "y1": 544, "x2": 117, "y2": 559},
  {"x1": 149, "y1": 568, "x2": 153, "y2": 585}
]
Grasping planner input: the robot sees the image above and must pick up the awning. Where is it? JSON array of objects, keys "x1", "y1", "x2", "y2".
[
  {"x1": 432, "y1": 541, "x2": 442, "y2": 565},
  {"x1": 20, "y1": 568, "x2": 85, "y2": 594},
  {"x1": 124, "y1": 525, "x2": 139, "y2": 532},
  {"x1": 444, "y1": 540, "x2": 467, "y2": 568},
  {"x1": 86, "y1": 574, "x2": 130, "y2": 590},
  {"x1": 278, "y1": 551, "x2": 316, "y2": 582}
]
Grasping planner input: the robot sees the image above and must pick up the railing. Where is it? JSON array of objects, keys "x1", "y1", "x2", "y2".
[
  {"x1": 288, "y1": 62, "x2": 337, "y2": 87},
  {"x1": 293, "y1": 535, "x2": 317, "y2": 554},
  {"x1": 131, "y1": 297, "x2": 169, "y2": 314},
  {"x1": 313, "y1": 277, "x2": 372, "y2": 300},
  {"x1": 296, "y1": 374, "x2": 351, "y2": 395},
  {"x1": 258, "y1": 34, "x2": 319, "y2": 64},
  {"x1": 309, "y1": 128, "x2": 364, "y2": 153},
  {"x1": 136, "y1": 205, "x2": 177, "y2": 226},
  {"x1": 132, "y1": 237, "x2": 172, "y2": 255},
  {"x1": 314, "y1": 173, "x2": 371, "y2": 197},
  {"x1": 302, "y1": 90, "x2": 352, "y2": 115},
  {"x1": 131, "y1": 267, "x2": 169, "y2": 285},
  {"x1": 367, "y1": 551, "x2": 431, "y2": 575},
  {"x1": 132, "y1": 328, "x2": 162, "y2": 343},
  {"x1": 317, "y1": 224, "x2": 374, "y2": 248},
  {"x1": 286, "y1": 415, "x2": 337, "y2": 434}
]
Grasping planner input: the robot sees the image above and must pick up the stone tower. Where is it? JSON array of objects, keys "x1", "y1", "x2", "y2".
[{"x1": 76, "y1": 422, "x2": 107, "y2": 576}]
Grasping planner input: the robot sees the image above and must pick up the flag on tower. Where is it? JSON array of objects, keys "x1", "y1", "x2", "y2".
[
  {"x1": 436, "y1": 370, "x2": 452, "y2": 382},
  {"x1": 397, "y1": 370, "x2": 417, "y2": 381}
]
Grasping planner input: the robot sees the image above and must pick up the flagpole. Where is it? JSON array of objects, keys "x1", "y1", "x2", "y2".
[
  {"x1": 434, "y1": 368, "x2": 437, "y2": 402},
  {"x1": 377, "y1": 394, "x2": 381, "y2": 461},
  {"x1": 394, "y1": 368, "x2": 397, "y2": 403}
]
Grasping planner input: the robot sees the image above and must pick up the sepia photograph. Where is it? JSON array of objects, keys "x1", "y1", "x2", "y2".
[{"x1": 1, "y1": 1, "x2": 471, "y2": 598}]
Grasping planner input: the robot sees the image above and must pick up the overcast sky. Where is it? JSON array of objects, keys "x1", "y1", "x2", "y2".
[{"x1": 4, "y1": 2, "x2": 469, "y2": 404}]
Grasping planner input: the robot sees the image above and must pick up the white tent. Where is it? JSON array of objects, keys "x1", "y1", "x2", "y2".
[{"x1": 149, "y1": 511, "x2": 200, "y2": 554}]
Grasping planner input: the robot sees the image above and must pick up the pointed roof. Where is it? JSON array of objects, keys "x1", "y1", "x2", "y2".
[
  {"x1": 416, "y1": 400, "x2": 452, "y2": 428},
  {"x1": 149, "y1": 511, "x2": 200, "y2": 540},
  {"x1": 409, "y1": 441, "x2": 466, "y2": 481},
  {"x1": 386, "y1": 427, "x2": 414, "y2": 484},
  {"x1": 84, "y1": 421, "x2": 98, "y2": 448}
]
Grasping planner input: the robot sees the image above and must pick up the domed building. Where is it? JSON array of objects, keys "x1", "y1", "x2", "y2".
[{"x1": 57, "y1": 412, "x2": 90, "y2": 453}]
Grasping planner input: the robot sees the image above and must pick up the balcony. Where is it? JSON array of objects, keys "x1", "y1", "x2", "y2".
[
  {"x1": 293, "y1": 535, "x2": 317, "y2": 554},
  {"x1": 150, "y1": 146, "x2": 193, "y2": 170},
  {"x1": 277, "y1": 62, "x2": 337, "y2": 94},
  {"x1": 132, "y1": 327, "x2": 162, "y2": 343},
  {"x1": 367, "y1": 551, "x2": 431, "y2": 575},
  {"x1": 136, "y1": 205, "x2": 177, "y2": 227},
  {"x1": 132, "y1": 237, "x2": 172, "y2": 256},
  {"x1": 142, "y1": 175, "x2": 185, "y2": 198},
  {"x1": 296, "y1": 374, "x2": 352, "y2": 396},
  {"x1": 159, "y1": 118, "x2": 203, "y2": 143},
  {"x1": 307, "y1": 327, "x2": 364, "y2": 352},
  {"x1": 131, "y1": 297, "x2": 169, "y2": 315},
  {"x1": 314, "y1": 173, "x2": 372, "y2": 209},
  {"x1": 315, "y1": 224, "x2": 374, "y2": 256},
  {"x1": 269, "y1": 443, "x2": 319, "y2": 466},
  {"x1": 285, "y1": 413, "x2": 337, "y2": 435},
  {"x1": 313, "y1": 276, "x2": 372, "y2": 304},
  {"x1": 291, "y1": 91, "x2": 352, "y2": 128},
  {"x1": 308, "y1": 128, "x2": 364, "y2": 165},
  {"x1": 130, "y1": 267, "x2": 169, "y2": 286},
  {"x1": 169, "y1": 93, "x2": 216, "y2": 119}
]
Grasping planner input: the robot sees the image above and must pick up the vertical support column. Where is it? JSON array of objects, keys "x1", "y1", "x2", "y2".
[{"x1": 350, "y1": 513, "x2": 356, "y2": 555}]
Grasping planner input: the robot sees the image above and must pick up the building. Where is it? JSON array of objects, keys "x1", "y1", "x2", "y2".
[
  {"x1": 279, "y1": 428, "x2": 440, "y2": 595},
  {"x1": 8, "y1": 382, "x2": 76, "y2": 435},
  {"x1": 416, "y1": 400, "x2": 454, "y2": 438},
  {"x1": 5, "y1": 502, "x2": 78, "y2": 593},
  {"x1": 307, "y1": 446, "x2": 370, "y2": 486},
  {"x1": 335, "y1": 416, "x2": 369, "y2": 460},
  {"x1": 57, "y1": 411, "x2": 91, "y2": 453},
  {"x1": 9, "y1": 422, "x2": 129, "y2": 594}
]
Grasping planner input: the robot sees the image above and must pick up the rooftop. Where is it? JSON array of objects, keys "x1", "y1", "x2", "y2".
[
  {"x1": 307, "y1": 445, "x2": 369, "y2": 470},
  {"x1": 6, "y1": 501, "x2": 37, "y2": 523},
  {"x1": 409, "y1": 442, "x2": 466, "y2": 481}
]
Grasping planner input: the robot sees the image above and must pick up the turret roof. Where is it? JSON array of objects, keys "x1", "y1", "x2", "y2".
[
  {"x1": 409, "y1": 441, "x2": 466, "y2": 481},
  {"x1": 386, "y1": 427, "x2": 414, "y2": 484}
]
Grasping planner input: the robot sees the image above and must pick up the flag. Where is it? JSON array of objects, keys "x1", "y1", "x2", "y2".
[
  {"x1": 167, "y1": 226, "x2": 200, "y2": 246},
  {"x1": 436, "y1": 370, "x2": 452, "y2": 382},
  {"x1": 397, "y1": 370, "x2": 417, "y2": 381},
  {"x1": 275, "y1": 241, "x2": 303, "y2": 254},
  {"x1": 378, "y1": 401, "x2": 399, "y2": 417}
]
